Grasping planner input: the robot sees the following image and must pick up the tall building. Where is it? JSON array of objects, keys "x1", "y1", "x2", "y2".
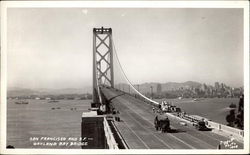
[
  {"x1": 156, "y1": 84, "x2": 162, "y2": 94},
  {"x1": 214, "y1": 82, "x2": 220, "y2": 91},
  {"x1": 220, "y1": 83, "x2": 226, "y2": 92},
  {"x1": 201, "y1": 83, "x2": 207, "y2": 91}
]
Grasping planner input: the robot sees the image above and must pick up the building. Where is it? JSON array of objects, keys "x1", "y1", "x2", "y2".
[
  {"x1": 214, "y1": 82, "x2": 220, "y2": 91},
  {"x1": 156, "y1": 84, "x2": 162, "y2": 94}
]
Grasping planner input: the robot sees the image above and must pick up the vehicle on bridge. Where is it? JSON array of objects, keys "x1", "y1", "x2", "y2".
[
  {"x1": 194, "y1": 120, "x2": 211, "y2": 131},
  {"x1": 154, "y1": 115, "x2": 171, "y2": 133}
]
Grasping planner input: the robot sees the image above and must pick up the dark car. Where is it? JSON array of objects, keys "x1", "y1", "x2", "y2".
[{"x1": 195, "y1": 121, "x2": 211, "y2": 131}]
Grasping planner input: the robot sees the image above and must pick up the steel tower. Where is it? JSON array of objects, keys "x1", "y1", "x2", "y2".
[{"x1": 92, "y1": 27, "x2": 114, "y2": 110}]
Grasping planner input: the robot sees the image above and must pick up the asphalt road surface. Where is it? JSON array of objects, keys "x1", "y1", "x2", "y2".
[{"x1": 101, "y1": 87, "x2": 244, "y2": 149}]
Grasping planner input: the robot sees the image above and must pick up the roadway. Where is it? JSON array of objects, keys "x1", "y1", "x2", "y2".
[{"x1": 101, "y1": 87, "x2": 244, "y2": 149}]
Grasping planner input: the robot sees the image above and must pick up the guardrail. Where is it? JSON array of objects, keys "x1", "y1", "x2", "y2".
[
  {"x1": 110, "y1": 88, "x2": 244, "y2": 141},
  {"x1": 103, "y1": 117, "x2": 119, "y2": 149},
  {"x1": 207, "y1": 120, "x2": 244, "y2": 138},
  {"x1": 110, "y1": 121, "x2": 129, "y2": 149},
  {"x1": 167, "y1": 112, "x2": 244, "y2": 140},
  {"x1": 180, "y1": 114, "x2": 200, "y2": 123}
]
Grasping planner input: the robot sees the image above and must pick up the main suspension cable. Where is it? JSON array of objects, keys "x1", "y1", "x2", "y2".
[{"x1": 111, "y1": 37, "x2": 159, "y2": 105}]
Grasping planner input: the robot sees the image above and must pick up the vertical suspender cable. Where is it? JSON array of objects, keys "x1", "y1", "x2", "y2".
[{"x1": 111, "y1": 38, "x2": 159, "y2": 105}]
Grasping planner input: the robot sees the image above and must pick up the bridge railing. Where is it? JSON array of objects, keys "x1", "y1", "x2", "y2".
[
  {"x1": 207, "y1": 120, "x2": 244, "y2": 138},
  {"x1": 107, "y1": 86, "x2": 244, "y2": 142},
  {"x1": 166, "y1": 112, "x2": 244, "y2": 141},
  {"x1": 108, "y1": 119, "x2": 129, "y2": 149},
  {"x1": 103, "y1": 117, "x2": 119, "y2": 149}
]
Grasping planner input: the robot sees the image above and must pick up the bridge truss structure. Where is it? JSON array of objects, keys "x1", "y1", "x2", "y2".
[
  {"x1": 92, "y1": 27, "x2": 159, "y2": 113},
  {"x1": 92, "y1": 27, "x2": 114, "y2": 111}
]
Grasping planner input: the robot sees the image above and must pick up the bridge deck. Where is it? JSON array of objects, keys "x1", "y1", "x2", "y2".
[{"x1": 101, "y1": 88, "x2": 244, "y2": 149}]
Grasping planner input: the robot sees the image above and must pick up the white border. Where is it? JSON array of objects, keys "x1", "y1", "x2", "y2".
[{"x1": 1, "y1": 1, "x2": 249, "y2": 154}]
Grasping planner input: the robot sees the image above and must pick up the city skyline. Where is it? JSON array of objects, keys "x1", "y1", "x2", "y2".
[
  {"x1": 8, "y1": 80, "x2": 243, "y2": 92},
  {"x1": 7, "y1": 8, "x2": 244, "y2": 89},
  {"x1": 7, "y1": 80, "x2": 243, "y2": 100}
]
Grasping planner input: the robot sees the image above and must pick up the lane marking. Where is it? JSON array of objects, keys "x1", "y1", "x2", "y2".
[
  {"x1": 118, "y1": 98, "x2": 196, "y2": 149},
  {"x1": 125, "y1": 111, "x2": 173, "y2": 149},
  {"x1": 108, "y1": 89, "x2": 243, "y2": 149},
  {"x1": 125, "y1": 93, "x2": 231, "y2": 145},
  {"x1": 165, "y1": 112, "x2": 227, "y2": 143},
  {"x1": 122, "y1": 120, "x2": 150, "y2": 149},
  {"x1": 176, "y1": 131, "x2": 215, "y2": 148},
  {"x1": 166, "y1": 116, "x2": 219, "y2": 148}
]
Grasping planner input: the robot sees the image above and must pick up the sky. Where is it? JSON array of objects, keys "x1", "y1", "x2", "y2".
[{"x1": 7, "y1": 8, "x2": 244, "y2": 89}]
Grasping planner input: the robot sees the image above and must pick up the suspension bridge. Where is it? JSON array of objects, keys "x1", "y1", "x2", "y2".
[{"x1": 81, "y1": 27, "x2": 244, "y2": 149}]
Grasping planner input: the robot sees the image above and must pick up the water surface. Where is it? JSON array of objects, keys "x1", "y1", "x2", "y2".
[{"x1": 7, "y1": 99, "x2": 91, "y2": 148}]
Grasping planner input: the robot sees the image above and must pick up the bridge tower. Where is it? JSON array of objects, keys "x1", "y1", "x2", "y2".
[{"x1": 92, "y1": 27, "x2": 114, "y2": 112}]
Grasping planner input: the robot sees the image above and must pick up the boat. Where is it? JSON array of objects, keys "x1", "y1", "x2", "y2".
[
  {"x1": 193, "y1": 98, "x2": 203, "y2": 101},
  {"x1": 48, "y1": 100, "x2": 59, "y2": 103},
  {"x1": 15, "y1": 101, "x2": 29, "y2": 104}
]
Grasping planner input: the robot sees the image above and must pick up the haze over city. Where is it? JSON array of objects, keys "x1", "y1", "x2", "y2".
[{"x1": 7, "y1": 8, "x2": 244, "y2": 90}]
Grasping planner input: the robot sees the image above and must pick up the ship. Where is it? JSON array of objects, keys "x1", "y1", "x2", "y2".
[{"x1": 15, "y1": 101, "x2": 29, "y2": 104}]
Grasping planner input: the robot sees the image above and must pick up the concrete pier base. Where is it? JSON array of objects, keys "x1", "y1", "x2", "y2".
[{"x1": 81, "y1": 111, "x2": 106, "y2": 149}]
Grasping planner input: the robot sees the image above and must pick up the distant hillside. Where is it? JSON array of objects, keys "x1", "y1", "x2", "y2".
[
  {"x1": 115, "y1": 81, "x2": 202, "y2": 94},
  {"x1": 7, "y1": 88, "x2": 40, "y2": 97},
  {"x1": 7, "y1": 81, "x2": 202, "y2": 97},
  {"x1": 161, "y1": 81, "x2": 202, "y2": 91},
  {"x1": 7, "y1": 86, "x2": 92, "y2": 97},
  {"x1": 183, "y1": 81, "x2": 202, "y2": 88}
]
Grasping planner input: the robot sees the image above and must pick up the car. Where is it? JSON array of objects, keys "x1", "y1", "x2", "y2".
[{"x1": 195, "y1": 121, "x2": 211, "y2": 131}]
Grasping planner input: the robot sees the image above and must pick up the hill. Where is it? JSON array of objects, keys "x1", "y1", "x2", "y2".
[
  {"x1": 7, "y1": 87, "x2": 92, "y2": 97},
  {"x1": 115, "y1": 81, "x2": 202, "y2": 94}
]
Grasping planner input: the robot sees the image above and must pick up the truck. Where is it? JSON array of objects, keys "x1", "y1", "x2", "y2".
[{"x1": 154, "y1": 115, "x2": 171, "y2": 133}]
